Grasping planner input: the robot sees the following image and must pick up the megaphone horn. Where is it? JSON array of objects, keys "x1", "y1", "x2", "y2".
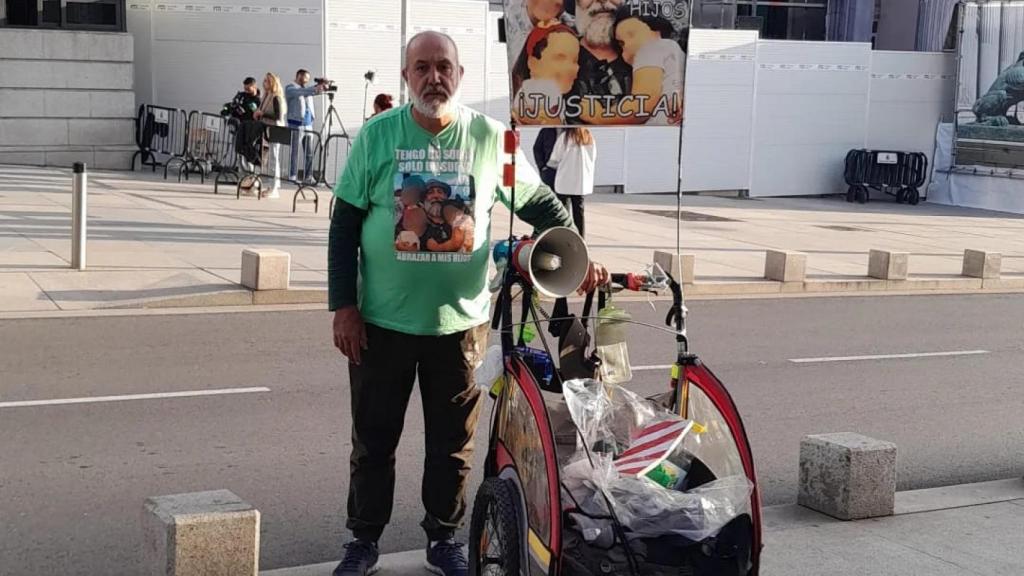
[{"x1": 511, "y1": 227, "x2": 590, "y2": 298}]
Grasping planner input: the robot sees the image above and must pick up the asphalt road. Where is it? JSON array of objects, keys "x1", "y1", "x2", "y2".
[{"x1": 2, "y1": 294, "x2": 1024, "y2": 575}]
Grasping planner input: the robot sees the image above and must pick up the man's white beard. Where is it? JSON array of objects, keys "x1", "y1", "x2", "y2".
[
  {"x1": 426, "y1": 199, "x2": 443, "y2": 220},
  {"x1": 577, "y1": 2, "x2": 616, "y2": 49},
  {"x1": 411, "y1": 88, "x2": 461, "y2": 119}
]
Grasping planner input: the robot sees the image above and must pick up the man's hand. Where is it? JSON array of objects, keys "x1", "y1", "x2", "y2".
[
  {"x1": 253, "y1": 110, "x2": 263, "y2": 120},
  {"x1": 578, "y1": 261, "x2": 610, "y2": 294},
  {"x1": 333, "y1": 306, "x2": 368, "y2": 364}
]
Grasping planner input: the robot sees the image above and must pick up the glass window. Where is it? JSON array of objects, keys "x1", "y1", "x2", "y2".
[
  {"x1": 5, "y1": 0, "x2": 39, "y2": 26},
  {"x1": 736, "y1": 1, "x2": 826, "y2": 40},
  {"x1": 2, "y1": 0, "x2": 124, "y2": 30}
]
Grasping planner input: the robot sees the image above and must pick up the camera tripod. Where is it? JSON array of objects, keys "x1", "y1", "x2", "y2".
[{"x1": 316, "y1": 91, "x2": 351, "y2": 187}]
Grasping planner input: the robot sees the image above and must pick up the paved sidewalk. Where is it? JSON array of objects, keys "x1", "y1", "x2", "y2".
[
  {"x1": 4, "y1": 164, "x2": 1024, "y2": 312},
  {"x1": 262, "y1": 479, "x2": 1024, "y2": 576}
]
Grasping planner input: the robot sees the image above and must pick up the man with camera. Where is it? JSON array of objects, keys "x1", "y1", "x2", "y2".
[
  {"x1": 223, "y1": 77, "x2": 261, "y2": 122},
  {"x1": 285, "y1": 69, "x2": 330, "y2": 183}
]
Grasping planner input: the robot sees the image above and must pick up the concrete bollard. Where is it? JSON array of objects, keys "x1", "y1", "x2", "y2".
[
  {"x1": 868, "y1": 249, "x2": 909, "y2": 280},
  {"x1": 241, "y1": 249, "x2": 290, "y2": 290},
  {"x1": 653, "y1": 251, "x2": 695, "y2": 284},
  {"x1": 798, "y1": 433, "x2": 897, "y2": 520},
  {"x1": 764, "y1": 250, "x2": 807, "y2": 283},
  {"x1": 962, "y1": 249, "x2": 1001, "y2": 279},
  {"x1": 143, "y1": 489, "x2": 260, "y2": 576}
]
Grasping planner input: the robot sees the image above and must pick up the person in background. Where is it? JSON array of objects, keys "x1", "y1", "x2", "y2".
[
  {"x1": 227, "y1": 77, "x2": 263, "y2": 195},
  {"x1": 224, "y1": 77, "x2": 261, "y2": 121},
  {"x1": 372, "y1": 93, "x2": 394, "y2": 116},
  {"x1": 285, "y1": 68, "x2": 325, "y2": 183},
  {"x1": 254, "y1": 72, "x2": 287, "y2": 198},
  {"x1": 533, "y1": 127, "x2": 595, "y2": 236}
]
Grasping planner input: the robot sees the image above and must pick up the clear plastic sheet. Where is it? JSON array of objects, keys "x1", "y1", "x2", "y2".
[
  {"x1": 474, "y1": 345, "x2": 504, "y2": 392},
  {"x1": 563, "y1": 378, "x2": 680, "y2": 457},
  {"x1": 561, "y1": 379, "x2": 754, "y2": 542},
  {"x1": 563, "y1": 453, "x2": 753, "y2": 542}
]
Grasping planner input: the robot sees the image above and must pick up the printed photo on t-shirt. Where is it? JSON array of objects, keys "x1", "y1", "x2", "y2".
[{"x1": 393, "y1": 172, "x2": 477, "y2": 263}]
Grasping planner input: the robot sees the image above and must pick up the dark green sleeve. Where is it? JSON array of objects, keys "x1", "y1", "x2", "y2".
[
  {"x1": 327, "y1": 199, "x2": 365, "y2": 311},
  {"x1": 513, "y1": 182, "x2": 575, "y2": 234}
]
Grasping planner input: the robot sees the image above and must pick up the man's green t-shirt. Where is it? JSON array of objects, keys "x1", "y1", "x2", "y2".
[{"x1": 334, "y1": 104, "x2": 542, "y2": 336}]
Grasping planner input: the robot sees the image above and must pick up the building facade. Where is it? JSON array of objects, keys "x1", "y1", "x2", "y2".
[{"x1": 1, "y1": 0, "x2": 958, "y2": 197}]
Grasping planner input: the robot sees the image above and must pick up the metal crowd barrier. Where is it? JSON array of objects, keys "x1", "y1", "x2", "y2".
[
  {"x1": 232, "y1": 123, "x2": 325, "y2": 213},
  {"x1": 132, "y1": 102, "x2": 341, "y2": 213},
  {"x1": 131, "y1": 104, "x2": 188, "y2": 173},
  {"x1": 320, "y1": 133, "x2": 351, "y2": 217},
  {"x1": 166, "y1": 111, "x2": 237, "y2": 184},
  {"x1": 202, "y1": 117, "x2": 243, "y2": 194},
  {"x1": 843, "y1": 149, "x2": 928, "y2": 204}
]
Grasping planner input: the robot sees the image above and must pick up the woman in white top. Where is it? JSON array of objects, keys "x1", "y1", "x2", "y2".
[
  {"x1": 545, "y1": 127, "x2": 596, "y2": 237},
  {"x1": 253, "y1": 72, "x2": 287, "y2": 197}
]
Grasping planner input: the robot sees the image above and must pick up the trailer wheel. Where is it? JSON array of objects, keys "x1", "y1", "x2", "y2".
[
  {"x1": 855, "y1": 185, "x2": 869, "y2": 204},
  {"x1": 469, "y1": 478, "x2": 522, "y2": 576},
  {"x1": 846, "y1": 186, "x2": 856, "y2": 203},
  {"x1": 896, "y1": 187, "x2": 908, "y2": 204},
  {"x1": 907, "y1": 187, "x2": 920, "y2": 205}
]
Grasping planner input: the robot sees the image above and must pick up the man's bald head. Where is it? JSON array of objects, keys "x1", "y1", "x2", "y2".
[
  {"x1": 405, "y1": 31, "x2": 460, "y2": 67},
  {"x1": 403, "y1": 31, "x2": 464, "y2": 120}
]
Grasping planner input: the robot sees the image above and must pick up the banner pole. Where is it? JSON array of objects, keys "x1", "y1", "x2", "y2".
[{"x1": 673, "y1": 111, "x2": 688, "y2": 348}]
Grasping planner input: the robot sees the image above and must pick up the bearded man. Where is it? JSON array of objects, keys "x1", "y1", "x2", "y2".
[
  {"x1": 327, "y1": 31, "x2": 609, "y2": 576},
  {"x1": 568, "y1": 0, "x2": 632, "y2": 122}
]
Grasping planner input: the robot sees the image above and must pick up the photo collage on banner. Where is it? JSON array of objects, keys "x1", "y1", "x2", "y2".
[{"x1": 504, "y1": 0, "x2": 691, "y2": 126}]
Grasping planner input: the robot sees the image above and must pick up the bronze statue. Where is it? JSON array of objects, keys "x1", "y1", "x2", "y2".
[{"x1": 972, "y1": 51, "x2": 1024, "y2": 127}]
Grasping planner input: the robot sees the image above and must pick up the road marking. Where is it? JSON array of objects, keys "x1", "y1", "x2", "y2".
[
  {"x1": 632, "y1": 364, "x2": 674, "y2": 371},
  {"x1": 789, "y1": 350, "x2": 989, "y2": 364},
  {"x1": 0, "y1": 387, "x2": 271, "y2": 409}
]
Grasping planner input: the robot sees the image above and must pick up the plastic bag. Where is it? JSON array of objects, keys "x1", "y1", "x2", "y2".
[
  {"x1": 563, "y1": 453, "x2": 753, "y2": 542},
  {"x1": 474, "y1": 345, "x2": 504, "y2": 392},
  {"x1": 563, "y1": 378, "x2": 683, "y2": 458},
  {"x1": 561, "y1": 379, "x2": 753, "y2": 542}
]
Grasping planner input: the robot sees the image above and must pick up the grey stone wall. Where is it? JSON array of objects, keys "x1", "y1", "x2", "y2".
[{"x1": 0, "y1": 29, "x2": 136, "y2": 169}]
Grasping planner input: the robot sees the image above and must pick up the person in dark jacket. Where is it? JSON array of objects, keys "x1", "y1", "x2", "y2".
[
  {"x1": 533, "y1": 127, "x2": 559, "y2": 190},
  {"x1": 224, "y1": 77, "x2": 261, "y2": 121}
]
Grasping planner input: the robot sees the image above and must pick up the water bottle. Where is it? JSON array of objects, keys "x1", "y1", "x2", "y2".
[{"x1": 595, "y1": 305, "x2": 632, "y2": 384}]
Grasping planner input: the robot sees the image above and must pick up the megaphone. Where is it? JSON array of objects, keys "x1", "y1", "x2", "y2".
[{"x1": 509, "y1": 227, "x2": 590, "y2": 298}]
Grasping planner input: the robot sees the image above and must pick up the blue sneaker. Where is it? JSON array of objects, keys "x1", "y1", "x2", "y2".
[
  {"x1": 425, "y1": 539, "x2": 468, "y2": 576},
  {"x1": 332, "y1": 540, "x2": 380, "y2": 576}
]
